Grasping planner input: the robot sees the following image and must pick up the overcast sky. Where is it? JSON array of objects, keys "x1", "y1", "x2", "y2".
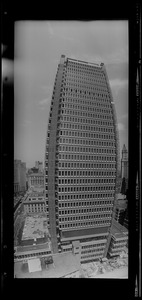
[{"x1": 14, "y1": 21, "x2": 128, "y2": 168}]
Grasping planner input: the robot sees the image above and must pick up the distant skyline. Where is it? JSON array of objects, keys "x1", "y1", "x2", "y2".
[{"x1": 14, "y1": 21, "x2": 128, "y2": 168}]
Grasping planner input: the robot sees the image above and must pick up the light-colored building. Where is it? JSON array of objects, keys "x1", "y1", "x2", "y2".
[
  {"x1": 27, "y1": 173, "x2": 44, "y2": 189},
  {"x1": 45, "y1": 55, "x2": 120, "y2": 263},
  {"x1": 14, "y1": 160, "x2": 26, "y2": 193},
  {"x1": 114, "y1": 193, "x2": 127, "y2": 225},
  {"x1": 107, "y1": 219, "x2": 128, "y2": 258},
  {"x1": 14, "y1": 215, "x2": 52, "y2": 263},
  {"x1": 23, "y1": 191, "x2": 46, "y2": 214}
]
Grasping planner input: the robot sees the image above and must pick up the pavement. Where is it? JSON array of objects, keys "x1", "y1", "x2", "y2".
[{"x1": 91, "y1": 266, "x2": 128, "y2": 278}]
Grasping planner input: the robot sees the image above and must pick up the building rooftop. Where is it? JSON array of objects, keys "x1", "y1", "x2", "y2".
[
  {"x1": 28, "y1": 187, "x2": 45, "y2": 193},
  {"x1": 22, "y1": 215, "x2": 49, "y2": 241},
  {"x1": 24, "y1": 191, "x2": 45, "y2": 203},
  {"x1": 61, "y1": 226, "x2": 109, "y2": 241},
  {"x1": 28, "y1": 173, "x2": 44, "y2": 177},
  {"x1": 14, "y1": 252, "x2": 80, "y2": 278},
  {"x1": 111, "y1": 219, "x2": 128, "y2": 239}
]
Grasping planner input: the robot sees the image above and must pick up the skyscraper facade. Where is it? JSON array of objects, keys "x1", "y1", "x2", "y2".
[
  {"x1": 45, "y1": 55, "x2": 120, "y2": 263},
  {"x1": 14, "y1": 160, "x2": 26, "y2": 194}
]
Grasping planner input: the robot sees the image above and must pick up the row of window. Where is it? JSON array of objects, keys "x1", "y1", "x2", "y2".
[
  {"x1": 25, "y1": 208, "x2": 45, "y2": 213},
  {"x1": 60, "y1": 123, "x2": 114, "y2": 133},
  {"x1": 58, "y1": 162, "x2": 116, "y2": 169},
  {"x1": 66, "y1": 65, "x2": 103, "y2": 73},
  {"x1": 63, "y1": 88, "x2": 109, "y2": 98},
  {"x1": 82, "y1": 243, "x2": 106, "y2": 249},
  {"x1": 62, "y1": 94, "x2": 110, "y2": 104},
  {"x1": 111, "y1": 245, "x2": 126, "y2": 250},
  {"x1": 58, "y1": 178, "x2": 115, "y2": 184},
  {"x1": 63, "y1": 100, "x2": 111, "y2": 111},
  {"x1": 57, "y1": 163, "x2": 116, "y2": 171},
  {"x1": 62, "y1": 109, "x2": 113, "y2": 120},
  {"x1": 63, "y1": 81, "x2": 108, "y2": 92},
  {"x1": 64, "y1": 82, "x2": 108, "y2": 92},
  {"x1": 62, "y1": 107, "x2": 112, "y2": 116},
  {"x1": 111, "y1": 239, "x2": 127, "y2": 244},
  {"x1": 58, "y1": 145, "x2": 116, "y2": 154},
  {"x1": 65, "y1": 69, "x2": 104, "y2": 76},
  {"x1": 59, "y1": 208, "x2": 112, "y2": 221},
  {"x1": 58, "y1": 170, "x2": 116, "y2": 176},
  {"x1": 58, "y1": 200, "x2": 113, "y2": 206},
  {"x1": 61, "y1": 115, "x2": 114, "y2": 126},
  {"x1": 63, "y1": 99, "x2": 110, "y2": 110},
  {"x1": 60, "y1": 131, "x2": 114, "y2": 140},
  {"x1": 57, "y1": 186, "x2": 115, "y2": 193},
  {"x1": 58, "y1": 208, "x2": 112, "y2": 214},
  {"x1": 59, "y1": 138, "x2": 115, "y2": 147},
  {"x1": 25, "y1": 203, "x2": 45, "y2": 207},
  {"x1": 65, "y1": 75, "x2": 106, "y2": 85},
  {"x1": 62, "y1": 248, "x2": 72, "y2": 252},
  {"x1": 58, "y1": 153, "x2": 115, "y2": 160},
  {"x1": 81, "y1": 253, "x2": 103, "y2": 260},
  {"x1": 59, "y1": 220, "x2": 111, "y2": 228},
  {"x1": 59, "y1": 214, "x2": 111, "y2": 222},
  {"x1": 81, "y1": 247, "x2": 105, "y2": 254}
]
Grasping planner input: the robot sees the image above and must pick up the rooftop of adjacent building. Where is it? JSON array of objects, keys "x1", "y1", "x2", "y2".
[
  {"x1": 25, "y1": 191, "x2": 45, "y2": 198},
  {"x1": 110, "y1": 219, "x2": 128, "y2": 239},
  {"x1": 61, "y1": 226, "x2": 109, "y2": 241},
  {"x1": 27, "y1": 172, "x2": 44, "y2": 177},
  {"x1": 14, "y1": 251, "x2": 80, "y2": 278},
  {"x1": 21, "y1": 215, "x2": 49, "y2": 241}
]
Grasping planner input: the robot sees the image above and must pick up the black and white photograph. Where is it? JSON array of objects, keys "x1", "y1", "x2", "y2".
[
  {"x1": 13, "y1": 20, "x2": 129, "y2": 278},
  {"x1": 1, "y1": 7, "x2": 141, "y2": 297}
]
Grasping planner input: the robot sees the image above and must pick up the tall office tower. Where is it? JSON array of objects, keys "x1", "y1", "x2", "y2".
[
  {"x1": 45, "y1": 55, "x2": 120, "y2": 263},
  {"x1": 14, "y1": 160, "x2": 26, "y2": 193}
]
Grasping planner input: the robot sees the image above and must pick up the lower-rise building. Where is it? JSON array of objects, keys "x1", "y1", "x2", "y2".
[
  {"x1": 27, "y1": 173, "x2": 44, "y2": 189},
  {"x1": 107, "y1": 219, "x2": 128, "y2": 258},
  {"x1": 58, "y1": 227, "x2": 110, "y2": 264},
  {"x1": 23, "y1": 191, "x2": 45, "y2": 214}
]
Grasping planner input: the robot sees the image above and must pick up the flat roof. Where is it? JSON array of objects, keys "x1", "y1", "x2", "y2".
[
  {"x1": 14, "y1": 252, "x2": 80, "y2": 278},
  {"x1": 22, "y1": 215, "x2": 49, "y2": 241},
  {"x1": 61, "y1": 226, "x2": 109, "y2": 240},
  {"x1": 24, "y1": 200, "x2": 45, "y2": 204},
  {"x1": 67, "y1": 57, "x2": 101, "y2": 67},
  {"x1": 111, "y1": 219, "x2": 128, "y2": 239},
  {"x1": 28, "y1": 258, "x2": 41, "y2": 273},
  {"x1": 16, "y1": 241, "x2": 51, "y2": 253},
  {"x1": 28, "y1": 192, "x2": 45, "y2": 197}
]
